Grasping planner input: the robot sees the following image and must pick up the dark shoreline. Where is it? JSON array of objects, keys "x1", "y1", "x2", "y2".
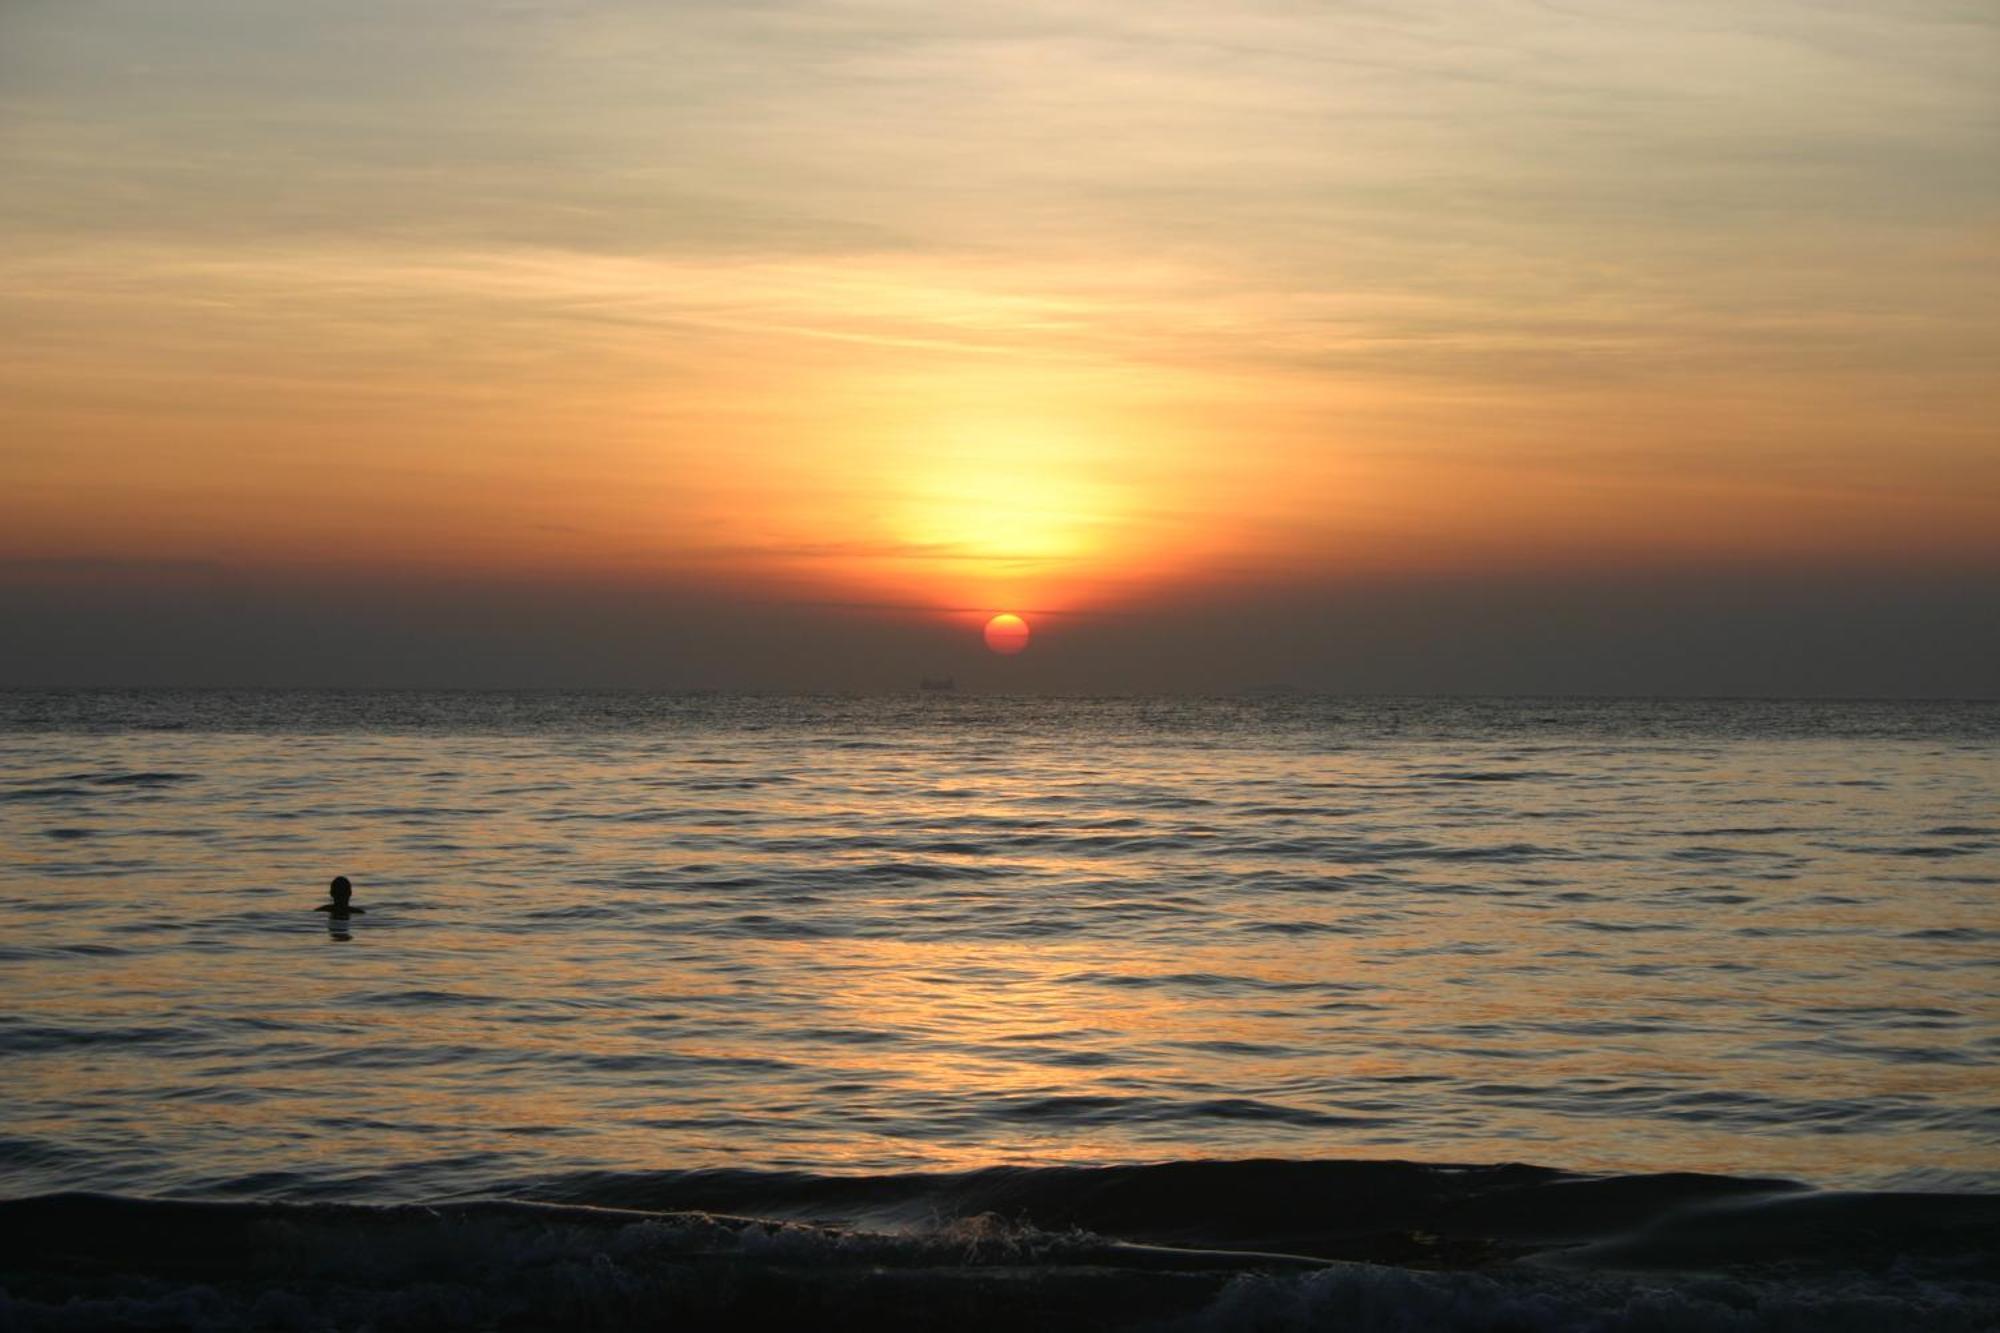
[{"x1": 6, "y1": 1160, "x2": 1997, "y2": 1331}]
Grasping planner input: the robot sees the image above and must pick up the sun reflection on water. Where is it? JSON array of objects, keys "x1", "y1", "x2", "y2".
[{"x1": 3, "y1": 702, "x2": 1998, "y2": 1194}]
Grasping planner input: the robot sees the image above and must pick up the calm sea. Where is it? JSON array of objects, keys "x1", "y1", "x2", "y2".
[{"x1": 3, "y1": 692, "x2": 1996, "y2": 1329}]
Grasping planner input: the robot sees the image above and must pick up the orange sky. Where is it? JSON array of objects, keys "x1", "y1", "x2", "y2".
[{"x1": 1, "y1": 0, "x2": 1996, "y2": 670}]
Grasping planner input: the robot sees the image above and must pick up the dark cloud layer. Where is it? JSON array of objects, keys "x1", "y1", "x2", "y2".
[{"x1": 3, "y1": 569, "x2": 1991, "y2": 696}]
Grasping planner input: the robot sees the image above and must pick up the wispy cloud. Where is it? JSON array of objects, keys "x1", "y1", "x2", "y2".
[{"x1": 1, "y1": 0, "x2": 1994, "y2": 610}]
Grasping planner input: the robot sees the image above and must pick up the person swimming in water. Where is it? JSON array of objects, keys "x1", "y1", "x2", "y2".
[{"x1": 315, "y1": 876, "x2": 365, "y2": 917}]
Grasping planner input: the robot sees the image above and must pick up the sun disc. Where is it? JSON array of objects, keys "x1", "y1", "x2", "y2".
[{"x1": 983, "y1": 612, "x2": 1030, "y2": 655}]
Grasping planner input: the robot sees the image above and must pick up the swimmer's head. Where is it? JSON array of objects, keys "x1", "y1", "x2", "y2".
[{"x1": 329, "y1": 876, "x2": 352, "y2": 904}]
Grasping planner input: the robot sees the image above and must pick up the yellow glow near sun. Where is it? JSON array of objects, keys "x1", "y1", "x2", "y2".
[
  {"x1": 725, "y1": 394, "x2": 1212, "y2": 615},
  {"x1": 878, "y1": 410, "x2": 1113, "y2": 564},
  {"x1": 887, "y1": 467, "x2": 1120, "y2": 617},
  {"x1": 880, "y1": 411, "x2": 1131, "y2": 612},
  {"x1": 897, "y1": 469, "x2": 1108, "y2": 566}
]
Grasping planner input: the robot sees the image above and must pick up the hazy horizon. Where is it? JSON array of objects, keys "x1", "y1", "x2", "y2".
[{"x1": 3, "y1": 567, "x2": 1993, "y2": 696}]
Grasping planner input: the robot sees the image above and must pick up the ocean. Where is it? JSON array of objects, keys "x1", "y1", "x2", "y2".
[{"x1": 3, "y1": 691, "x2": 1996, "y2": 1329}]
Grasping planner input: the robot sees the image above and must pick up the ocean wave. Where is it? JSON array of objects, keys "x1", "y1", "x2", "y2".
[
  {"x1": 71, "y1": 771, "x2": 196, "y2": 787},
  {"x1": 3, "y1": 1168, "x2": 1995, "y2": 1332},
  {"x1": 0, "y1": 787, "x2": 92, "y2": 802}
]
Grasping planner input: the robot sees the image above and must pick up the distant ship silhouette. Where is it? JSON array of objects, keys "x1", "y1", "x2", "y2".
[{"x1": 920, "y1": 676, "x2": 956, "y2": 691}]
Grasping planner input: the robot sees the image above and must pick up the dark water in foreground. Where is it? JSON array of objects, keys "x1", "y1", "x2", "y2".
[{"x1": 2, "y1": 692, "x2": 1995, "y2": 1328}]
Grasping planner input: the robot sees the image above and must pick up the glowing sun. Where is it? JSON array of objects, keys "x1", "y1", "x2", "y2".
[{"x1": 983, "y1": 613, "x2": 1031, "y2": 655}]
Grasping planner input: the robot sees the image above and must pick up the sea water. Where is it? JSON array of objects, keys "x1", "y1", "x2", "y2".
[{"x1": 3, "y1": 692, "x2": 1996, "y2": 1329}]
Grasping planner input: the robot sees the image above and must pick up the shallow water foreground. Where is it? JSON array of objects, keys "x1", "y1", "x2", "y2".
[{"x1": 5, "y1": 1164, "x2": 1998, "y2": 1332}]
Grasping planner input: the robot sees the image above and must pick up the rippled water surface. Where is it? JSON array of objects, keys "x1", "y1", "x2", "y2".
[{"x1": 3, "y1": 693, "x2": 1996, "y2": 1199}]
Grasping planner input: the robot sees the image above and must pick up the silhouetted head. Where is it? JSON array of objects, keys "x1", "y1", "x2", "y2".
[{"x1": 329, "y1": 876, "x2": 352, "y2": 905}]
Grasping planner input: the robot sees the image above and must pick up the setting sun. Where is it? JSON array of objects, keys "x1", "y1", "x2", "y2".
[{"x1": 983, "y1": 613, "x2": 1031, "y2": 655}]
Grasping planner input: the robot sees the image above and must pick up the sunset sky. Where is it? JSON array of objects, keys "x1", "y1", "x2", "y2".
[{"x1": 3, "y1": 0, "x2": 1995, "y2": 691}]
